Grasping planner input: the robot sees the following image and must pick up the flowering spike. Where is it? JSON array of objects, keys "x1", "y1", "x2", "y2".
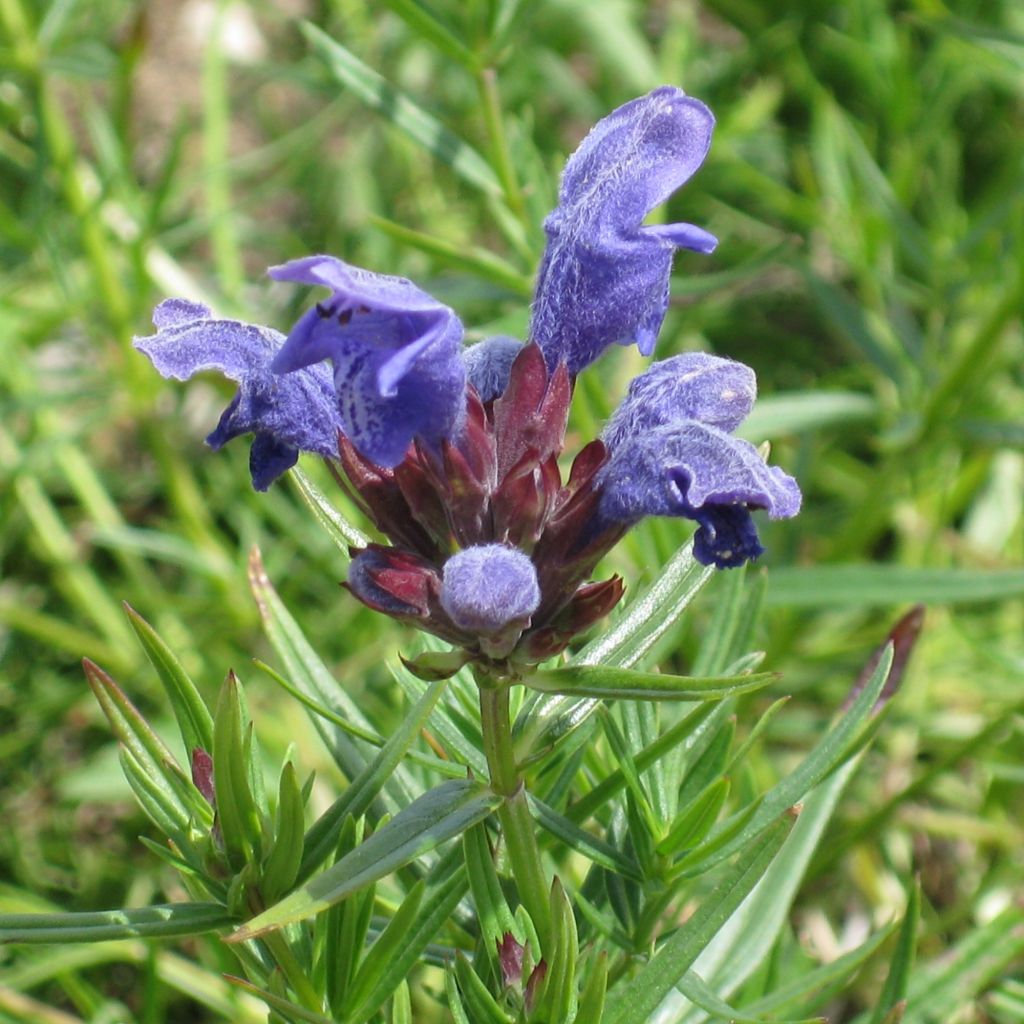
[
  {"x1": 134, "y1": 302, "x2": 341, "y2": 490},
  {"x1": 269, "y1": 255, "x2": 467, "y2": 468},
  {"x1": 530, "y1": 87, "x2": 716, "y2": 373}
]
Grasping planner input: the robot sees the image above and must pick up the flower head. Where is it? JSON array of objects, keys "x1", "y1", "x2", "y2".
[
  {"x1": 530, "y1": 86, "x2": 717, "y2": 374},
  {"x1": 269, "y1": 255, "x2": 466, "y2": 468},
  {"x1": 134, "y1": 299, "x2": 341, "y2": 490}
]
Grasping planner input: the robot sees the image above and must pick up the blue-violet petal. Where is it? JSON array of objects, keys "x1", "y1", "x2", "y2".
[
  {"x1": 603, "y1": 353, "x2": 757, "y2": 450},
  {"x1": 463, "y1": 336, "x2": 523, "y2": 402},
  {"x1": 530, "y1": 86, "x2": 716, "y2": 374},
  {"x1": 134, "y1": 301, "x2": 341, "y2": 490},
  {"x1": 597, "y1": 422, "x2": 801, "y2": 568},
  {"x1": 269, "y1": 255, "x2": 466, "y2": 468}
]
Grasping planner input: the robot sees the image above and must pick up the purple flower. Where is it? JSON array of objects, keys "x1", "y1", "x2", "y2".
[
  {"x1": 463, "y1": 336, "x2": 523, "y2": 402},
  {"x1": 597, "y1": 422, "x2": 801, "y2": 568},
  {"x1": 530, "y1": 86, "x2": 717, "y2": 374},
  {"x1": 602, "y1": 352, "x2": 757, "y2": 450},
  {"x1": 134, "y1": 299, "x2": 341, "y2": 490},
  {"x1": 269, "y1": 255, "x2": 466, "y2": 468},
  {"x1": 440, "y1": 545, "x2": 540, "y2": 634}
]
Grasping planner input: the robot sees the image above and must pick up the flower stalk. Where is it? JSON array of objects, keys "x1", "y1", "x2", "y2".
[{"x1": 479, "y1": 677, "x2": 554, "y2": 955}]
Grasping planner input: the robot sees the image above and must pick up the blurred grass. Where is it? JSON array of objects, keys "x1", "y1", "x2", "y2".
[{"x1": 1, "y1": 0, "x2": 1022, "y2": 1019}]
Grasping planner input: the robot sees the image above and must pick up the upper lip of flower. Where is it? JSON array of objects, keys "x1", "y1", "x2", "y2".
[{"x1": 529, "y1": 86, "x2": 718, "y2": 374}]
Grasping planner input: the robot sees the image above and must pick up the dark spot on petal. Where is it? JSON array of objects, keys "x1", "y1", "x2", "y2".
[
  {"x1": 316, "y1": 302, "x2": 331, "y2": 319},
  {"x1": 357, "y1": 304, "x2": 371, "y2": 314},
  {"x1": 337, "y1": 308, "x2": 353, "y2": 325}
]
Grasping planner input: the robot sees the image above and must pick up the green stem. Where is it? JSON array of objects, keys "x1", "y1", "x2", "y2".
[
  {"x1": 476, "y1": 67, "x2": 526, "y2": 223},
  {"x1": 479, "y1": 684, "x2": 553, "y2": 953}
]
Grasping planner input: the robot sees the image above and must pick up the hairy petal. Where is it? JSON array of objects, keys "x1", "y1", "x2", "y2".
[
  {"x1": 463, "y1": 335, "x2": 523, "y2": 402},
  {"x1": 269, "y1": 255, "x2": 466, "y2": 467},
  {"x1": 440, "y1": 545, "x2": 541, "y2": 633},
  {"x1": 603, "y1": 353, "x2": 757, "y2": 450},
  {"x1": 530, "y1": 87, "x2": 716, "y2": 373},
  {"x1": 597, "y1": 422, "x2": 801, "y2": 568},
  {"x1": 134, "y1": 301, "x2": 341, "y2": 490}
]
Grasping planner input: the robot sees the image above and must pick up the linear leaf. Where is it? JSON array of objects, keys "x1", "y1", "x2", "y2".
[
  {"x1": 347, "y1": 860, "x2": 469, "y2": 1024},
  {"x1": 0, "y1": 903, "x2": 231, "y2": 943},
  {"x1": 604, "y1": 818, "x2": 792, "y2": 1024},
  {"x1": 870, "y1": 880, "x2": 920, "y2": 1024},
  {"x1": 523, "y1": 665, "x2": 775, "y2": 702},
  {"x1": 124, "y1": 603, "x2": 214, "y2": 756},
  {"x1": 232, "y1": 780, "x2": 498, "y2": 939},
  {"x1": 674, "y1": 759, "x2": 862, "y2": 1023},
  {"x1": 289, "y1": 466, "x2": 369, "y2": 553},
  {"x1": 301, "y1": 23, "x2": 502, "y2": 196},
  {"x1": 516, "y1": 543, "x2": 714, "y2": 758},
  {"x1": 299, "y1": 680, "x2": 446, "y2": 881},
  {"x1": 766, "y1": 565, "x2": 1024, "y2": 608},
  {"x1": 678, "y1": 645, "x2": 892, "y2": 875}
]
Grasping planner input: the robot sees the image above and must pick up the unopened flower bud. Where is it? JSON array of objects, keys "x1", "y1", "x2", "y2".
[{"x1": 440, "y1": 545, "x2": 540, "y2": 635}]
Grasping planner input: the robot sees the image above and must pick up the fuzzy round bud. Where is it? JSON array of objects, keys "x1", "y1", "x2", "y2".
[{"x1": 440, "y1": 545, "x2": 540, "y2": 634}]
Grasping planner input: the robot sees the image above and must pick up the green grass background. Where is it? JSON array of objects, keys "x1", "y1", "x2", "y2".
[{"x1": 1, "y1": 0, "x2": 1023, "y2": 1020}]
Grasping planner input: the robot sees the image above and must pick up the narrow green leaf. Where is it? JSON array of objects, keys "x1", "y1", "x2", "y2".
[
  {"x1": 0, "y1": 903, "x2": 231, "y2": 943},
  {"x1": 604, "y1": 818, "x2": 792, "y2": 1024},
  {"x1": 348, "y1": 861, "x2": 469, "y2": 1024},
  {"x1": 262, "y1": 762, "x2": 306, "y2": 903},
  {"x1": 369, "y1": 214, "x2": 532, "y2": 295},
  {"x1": 378, "y1": 0, "x2": 479, "y2": 70},
  {"x1": 675, "y1": 971, "x2": 820, "y2": 1024},
  {"x1": 530, "y1": 795, "x2": 643, "y2": 881},
  {"x1": 213, "y1": 672, "x2": 263, "y2": 871},
  {"x1": 391, "y1": 981, "x2": 412, "y2": 1024},
  {"x1": 232, "y1": 780, "x2": 499, "y2": 939},
  {"x1": 225, "y1": 976, "x2": 335, "y2": 1024},
  {"x1": 119, "y1": 747, "x2": 191, "y2": 841},
  {"x1": 346, "y1": 880, "x2": 424, "y2": 1012},
  {"x1": 543, "y1": 878, "x2": 578, "y2": 1024},
  {"x1": 674, "y1": 759, "x2": 863, "y2": 1022},
  {"x1": 83, "y1": 659, "x2": 198, "y2": 817},
  {"x1": 516, "y1": 543, "x2": 714, "y2": 758},
  {"x1": 301, "y1": 23, "x2": 502, "y2": 197},
  {"x1": 454, "y1": 955, "x2": 514, "y2": 1024},
  {"x1": 124, "y1": 603, "x2": 214, "y2": 756},
  {"x1": 299, "y1": 681, "x2": 446, "y2": 881},
  {"x1": 573, "y1": 950, "x2": 608, "y2": 1024},
  {"x1": 738, "y1": 391, "x2": 878, "y2": 440},
  {"x1": 740, "y1": 925, "x2": 895, "y2": 1018},
  {"x1": 289, "y1": 466, "x2": 369, "y2": 552},
  {"x1": 463, "y1": 823, "x2": 520, "y2": 959},
  {"x1": 567, "y1": 702, "x2": 723, "y2": 824},
  {"x1": 249, "y1": 547, "x2": 377, "y2": 785},
  {"x1": 606, "y1": 819, "x2": 790, "y2": 1024},
  {"x1": 657, "y1": 777, "x2": 731, "y2": 857},
  {"x1": 900, "y1": 906, "x2": 1024, "y2": 1021},
  {"x1": 524, "y1": 665, "x2": 775, "y2": 702},
  {"x1": 766, "y1": 565, "x2": 1024, "y2": 608},
  {"x1": 869, "y1": 880, "x2": 920, "y2": 1024},
  {"x1": 679, "y1": 646, "x2": 893, "y2": 875},
  {"x1": 446, "y1": 965, "x2": 473, "y2": 1024}
]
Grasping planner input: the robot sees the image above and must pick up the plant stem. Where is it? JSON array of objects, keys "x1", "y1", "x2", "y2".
[{"x1": 479, "y1": 683, "x2": 553, "y2": 953}]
